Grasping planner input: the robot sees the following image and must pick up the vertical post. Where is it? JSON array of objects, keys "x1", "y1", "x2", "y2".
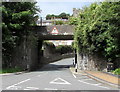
[
  {"x1": 75, "y1": 49, "x2": 77, "y2": 72},
  {"x1": 37, "y1": 40, "x2": 41, "y2": 64},
  {"x1": 75, "y1": 49, "x2": 77, "y2": 64},
  {"x1": 54, "y1": 16, "x2": 56, "y2": 25},
  {"x1": 40, "y1": 17, "x2": 42, "y2": 26}
]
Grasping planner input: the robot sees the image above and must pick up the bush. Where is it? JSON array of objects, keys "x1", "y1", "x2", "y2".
[
  {"x1": 43, "y1": 41, "x2": 55, "y2": 49},
  {"x1": 54, "y1": 20, "x2": 64, "y2": 25},
  {"x1": 2, "y1": 2, "x2": 39, "y2": 68},
  {"x1": 72, "y1": 2, "x2": 120, "y2": 62},
  {"x1": 113, "y1": 68, "x2": 120, "y2": 75},
  {"x1": 56, "y1": 45, "x2": 73, "y2": 54}
]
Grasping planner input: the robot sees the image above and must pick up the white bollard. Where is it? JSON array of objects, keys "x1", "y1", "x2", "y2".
[{"x1": 75, "y1": 64, "x2": 77, "y2": 72}]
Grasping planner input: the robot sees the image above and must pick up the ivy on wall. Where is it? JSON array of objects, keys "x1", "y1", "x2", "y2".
[
  {"x1": 70, "y1": 2, "x2": 120, "y2": 62},
  {"x1": 2, "y1": 2, "x2": 40, "y2": 68}
]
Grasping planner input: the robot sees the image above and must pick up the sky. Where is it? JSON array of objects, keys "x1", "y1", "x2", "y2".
[{"x1": 36, "y1": 0, "x2": 104, "y2": 18}]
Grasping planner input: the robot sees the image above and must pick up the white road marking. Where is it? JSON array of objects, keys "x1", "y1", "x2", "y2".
[
  {"x1": 78, "y1": 80, "x2": 109, "y2": 89},
  {"x1": 72, "y1": 74, "x2": 76, "y2": 78},
  {"x1": 78, "y1": 80, "x2": 100, "y2": 85},
  {"x1": 44, "y1": 88, "x2": 58, "y2": 90},
  {"x1": 87, "y1": 74, "x2": 118, "y2": 88},
  {"x1": 24, "y1": 87, "x2": 39, "y2": 90},
  {"x1": 50, "y1": 77, "x2": 71, "y2": 85},
  {"x1": 96, "y1": 85, "x2": 110, "y2": 89},
  {"x1": 6, "y1": 86, "x2": 21, "y2": 90},
  {"x1": 82, "y1": 79, "x2": 93, "y2": 81},
  {"x1": 6, "y1": 78, "x2": 30, "y2": 89}
]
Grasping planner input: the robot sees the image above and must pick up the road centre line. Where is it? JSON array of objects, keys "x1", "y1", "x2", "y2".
[
  {"x1": 26, "y1": 87, "x2": 39, "y2": 89},
  {"x1": 44, "y1": 88, "x2": 58, "y2": 90},
  {"x1": 24, "y1": 87, "x2": 39, "y2": 90},
  {"x1": 6, "y1": 78, "x2": 31, "y2": 89}
]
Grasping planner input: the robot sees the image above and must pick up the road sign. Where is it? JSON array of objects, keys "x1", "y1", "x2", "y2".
[{"x1": 51, "y1": 27, "x2": 59, "y2": 34}]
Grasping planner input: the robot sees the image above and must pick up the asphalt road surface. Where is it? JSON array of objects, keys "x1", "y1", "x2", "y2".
[{"x1": 2, "y1": 58, "x2": 119, "y2": 91}]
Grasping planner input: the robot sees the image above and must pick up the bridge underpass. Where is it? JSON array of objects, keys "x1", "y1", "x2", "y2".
[
  {"x1": 38, "y1": 35, "x2": 73, "y2": 40},
  {"x1": 3, "y1": 26, "x2": 115, "y2": 91},
  {"x1": 33, "y1": 25, "x2": 74, "y2": 69},
  {"x1": 5, "y1": 25, "x2": 114, "y2": 90}
]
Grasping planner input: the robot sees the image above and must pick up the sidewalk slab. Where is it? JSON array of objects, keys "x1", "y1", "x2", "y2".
[
  {"x1": 85, "y1": 71, "x2": 120, "y2": 85},
  {"x1": 69, "y1": 67, "x2": 120, "y2": 88}
]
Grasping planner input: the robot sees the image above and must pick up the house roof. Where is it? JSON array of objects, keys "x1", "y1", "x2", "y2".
[{"x1": 47, "y1": 25, "x2": 74, "y2": 35}]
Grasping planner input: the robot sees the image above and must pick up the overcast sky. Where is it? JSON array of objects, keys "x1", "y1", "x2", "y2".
[{"x1": 36, "y1": 0, "x2": 104, "y2": 18}]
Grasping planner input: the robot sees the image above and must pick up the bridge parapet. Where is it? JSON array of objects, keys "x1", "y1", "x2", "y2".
[
  {"x1": 32, "y1": 25, "x2": 74, "y2": 35},
  {"x1": 31, "y1": 25, "x2": 74, "y2": 40}
]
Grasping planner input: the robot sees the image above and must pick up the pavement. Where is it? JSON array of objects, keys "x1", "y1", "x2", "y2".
[{"x1": 70, "y1": 67, "x2": 120, "y2": 89}]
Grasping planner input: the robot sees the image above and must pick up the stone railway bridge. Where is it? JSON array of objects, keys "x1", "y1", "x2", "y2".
[
  {"x1": 12, "y1": 25, "x2": 74, "y2": 71},
  {"x1": 33, "y1": 25, "x2": 74, "y2": 40}
]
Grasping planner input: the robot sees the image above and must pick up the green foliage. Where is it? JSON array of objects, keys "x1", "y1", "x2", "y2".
[
  {"x1": 52, "y1": 20, "x2": 65, "y2": 25},
  {"x1": 59, "y1": 12, "x2": 70, "y2": 19},
  {"x1": 55, "y1": 20, "x2": 64, "y2": 25},
  {"x1": 69, "y1": 17, "x2": 78, "y2": 25},
  {"x1": 113, "y1": 68, "x2": 120, "y2": 75},
  {"x1": 73, "y1": 2, "x2": 120, "y2": 62},
  {"x1": 56, "y1": 45, "x2": 73, "y2": 54},
  {"x1": 0, "y1": 67, "x2": 23, "y2": 74},
  {"x1": 46, "y1": 14, "x2": 55, "y2": 20},
  {"x1": 46, "y1": 12, "x2": 70, "y2": 20},
  {"x1": 2, "y1": 2, "x2": 39, "y2": 68},
  {"x1": 43, "y1": 41, "x2": 55, "y2": 49}
]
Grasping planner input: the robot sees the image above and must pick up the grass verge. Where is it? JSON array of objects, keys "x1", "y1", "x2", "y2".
[
  {"x1": 112, "y1": 68, "x2": 120, "y2": 75},
  {"x1": 0, "y1": 67, "x2": 23, "y2": 74}
]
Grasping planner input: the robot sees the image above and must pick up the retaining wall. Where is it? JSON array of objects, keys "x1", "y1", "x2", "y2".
[
  {"x1": 11, "y1": 34, "x2": 42, "y2": 71},
  {"x1": 40, "y1": 53, "x2": 74, "y2": 66},
  {"x1": 77, "y1": 53, "x2": 107, "y2": 71}
]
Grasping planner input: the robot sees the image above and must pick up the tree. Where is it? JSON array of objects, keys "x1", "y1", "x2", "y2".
[
  {"x1": 2, "y1": 2, "x2": 40, "y2": 68},
  {"x1": 73, "y1": 2, "x2": 120, "y2": 62},
  {"x1": 46, "y1": 12, "x2": 70, "y2": 20},
  {"x1": 59, "y1": 12, "x2": 70, "y2": 19},
  {"x1": 46, "y1": 14, "x2": 54, "y2": 20}
]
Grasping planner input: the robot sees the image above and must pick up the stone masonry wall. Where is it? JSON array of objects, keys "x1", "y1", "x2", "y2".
[
  {"x1": 114, "y1": 58, "x2": 120, "y2": 69},
  {"x1": 11, "y1": 34, "x2": 42, "y2": 71},
  {"x1": 40, "y1": 53, "x2": 74, "y2": 66},
  {"x1": 77, "y1": 53, "x2": 107, "y2": 71}
]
